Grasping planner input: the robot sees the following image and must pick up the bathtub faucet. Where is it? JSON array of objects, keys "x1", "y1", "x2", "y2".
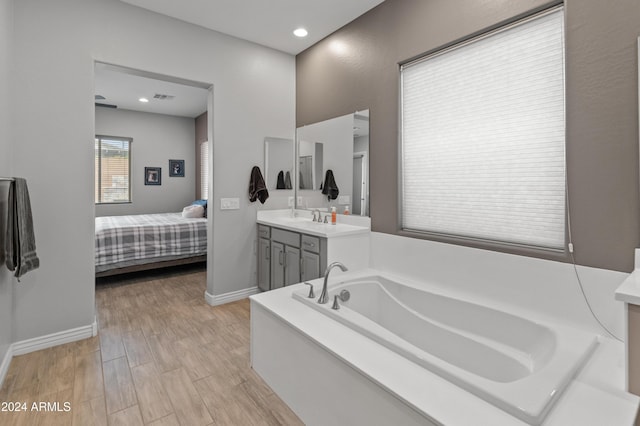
[{"x1": 318, "y1": 262, "x2": 348, "y2": 304}]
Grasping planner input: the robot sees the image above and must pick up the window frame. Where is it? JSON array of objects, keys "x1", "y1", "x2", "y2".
[
  {"x1": 200, "y1": 140, "x2": 209, "y2": 200},
  {"x1": 95, "y1": 134, "x2": 132, "y2": 205},
  {"x1": 398, "y1": 4, "x2": 568, "y2": 255}
]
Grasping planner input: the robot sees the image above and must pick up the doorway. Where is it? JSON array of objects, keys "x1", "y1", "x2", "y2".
[{"x1": 93, "y1": 62, "x2": 213, "y2": 282}]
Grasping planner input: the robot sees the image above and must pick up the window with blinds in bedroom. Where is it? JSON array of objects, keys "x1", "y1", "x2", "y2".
[
  {"x1": 95, "y1": 135, "x2": 132, "y2": 204},
  {"x1": 200, "y1": 140, "x2": 209, "y2": 200},
  {"x1": 400, "y1": 6, "x2": 566, "y2": 250}
]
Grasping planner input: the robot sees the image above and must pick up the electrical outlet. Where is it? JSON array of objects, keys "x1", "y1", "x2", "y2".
[{"x1": 288, "y1": 196, "x2": 294, "y2": 207}]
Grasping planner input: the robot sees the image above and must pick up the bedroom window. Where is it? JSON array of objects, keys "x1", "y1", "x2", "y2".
[
  {"x1": 95, "y1": 135, "x2": 132, "y2": 204},
  {"x1": 400, "y1": 6, "x2": 566, "y2": 250},
  {"x1": 200, "y1": 141, "x2": 209, "y2": 200}
]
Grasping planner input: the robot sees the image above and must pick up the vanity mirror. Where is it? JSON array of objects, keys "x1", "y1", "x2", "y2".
[
  {"x1": 296, "y1": 110, "x2": 369, "y2": 216},
  {"x1": 264, "y1": 137, "x2": 294, "y2": 191}
]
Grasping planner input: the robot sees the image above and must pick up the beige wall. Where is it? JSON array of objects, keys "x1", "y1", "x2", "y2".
[{"x1": 296, "y1": 0, "x2": 640, "y2": 273}]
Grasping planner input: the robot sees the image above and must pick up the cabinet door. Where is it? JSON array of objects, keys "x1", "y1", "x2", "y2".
[
  {"x1": 284, "y1": 245, "x2": 301, "y2": 286},
  {"x1": 257, "y1": 237, "x2": 270, "y2": 291},
  {"x1": 271, "y1": 241, "x2": 285, "y2": 289},
  {"x1": 301, "y1": 250, "x2": 321, "y2": 282}
]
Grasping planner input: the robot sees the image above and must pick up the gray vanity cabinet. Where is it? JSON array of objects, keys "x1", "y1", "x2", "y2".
[
  {"x1": 270, "y1": 228, "x2": 302, "y2": 289},
  {"x1": 258, "y1": 224, "x2": 326, "y2": 291},
  {"x1": 301, "y1": 235, "x2": 324, "y2": 282},
  {"x1": 257, "y1": 225, "x2": 271, "y2": 291}
]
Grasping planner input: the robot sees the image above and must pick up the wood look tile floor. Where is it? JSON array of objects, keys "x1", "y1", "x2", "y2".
[{"x1": 0, "y1": 265, "x2": 303, "y2": 426}]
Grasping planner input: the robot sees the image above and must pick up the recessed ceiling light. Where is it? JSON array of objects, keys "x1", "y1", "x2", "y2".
[
  {"x1": 139, "y1": 97, "x2": 149, "y2": 103},
  {"x1": 293, "y1": 28, "x2": 308, "y2": 38}
]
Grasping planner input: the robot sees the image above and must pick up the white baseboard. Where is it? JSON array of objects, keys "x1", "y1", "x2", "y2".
[
  {"x1": 0, "y1": 319, "x2": 97, "y2": 388},
  {"x1": 12, "y1": 320, "x2": 97, "y2": 356},
  {"x1": 205, "y1": 286, "x2": 259, "y2": 306}
]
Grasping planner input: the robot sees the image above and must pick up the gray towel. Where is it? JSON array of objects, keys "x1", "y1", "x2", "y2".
[
  {"x1": 284, "y1": 171, "x2": 292, "y2": 190},
  {"x1": 5, "y1": 178, "x2": 39, "y2": 280},
  {"x1": 321, "y1": 169, "x2": 339, "y2": 201},
  {"x1": 249, "y1": 166, "x2": 269, "y2": 204}
]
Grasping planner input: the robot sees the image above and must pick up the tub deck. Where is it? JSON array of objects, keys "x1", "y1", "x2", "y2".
[{"x1": 250, "y1": 268, "x2": 639, "y2": 426}]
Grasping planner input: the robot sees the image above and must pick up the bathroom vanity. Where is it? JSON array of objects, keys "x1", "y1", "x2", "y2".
[{"x1": 256, "y1": 209, "x2": 370, "y2": 292}]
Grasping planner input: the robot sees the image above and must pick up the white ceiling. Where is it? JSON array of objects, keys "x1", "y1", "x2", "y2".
[
  {"x1": 119, "y1": 0, "x2": 386, "y2": 55},
  {"x1": 94, "y1": 63, "x2": 209, "y2": 118},
  {"x1": 97, "y1": 2, "x2": 385, "y2": 117}
]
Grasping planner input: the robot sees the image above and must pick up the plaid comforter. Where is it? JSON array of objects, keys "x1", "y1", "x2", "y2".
[{"x1": 95, "y1": 213, "x2": 207, "y2": 268}]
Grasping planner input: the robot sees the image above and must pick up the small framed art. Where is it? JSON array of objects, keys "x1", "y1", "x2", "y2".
[
  {"x1": 145, "y1": 167, "x2": 161, "y2": 185},
  {"x1": 169, "y1": 159, "x2": 185, "y2": 177}
]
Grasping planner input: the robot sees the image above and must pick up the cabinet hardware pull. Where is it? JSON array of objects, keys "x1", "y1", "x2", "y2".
[
  {"x1": 303, "y1": 242, "x2": 315, "y2": 247},
  {"x1": 279, "y1": 251, "x2": 283, "y2": 266}
]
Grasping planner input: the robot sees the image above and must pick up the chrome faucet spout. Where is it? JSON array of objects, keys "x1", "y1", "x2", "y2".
[{"x1": 318, "y1": 262, "x2": 348, "y2": 304}]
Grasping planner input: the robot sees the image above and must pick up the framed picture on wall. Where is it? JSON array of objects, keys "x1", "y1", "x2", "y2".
[
  {"x1": 145, "y1": 167, "x2": 161, "y2": 185},
  {"x1": 169, "y1": 159, "x2": 185, "y2": 177}
]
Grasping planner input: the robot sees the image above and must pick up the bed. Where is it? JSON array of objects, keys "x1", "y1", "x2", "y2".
[{"x1": 95, "y1": 212, "x2": 207, "y2": 277}]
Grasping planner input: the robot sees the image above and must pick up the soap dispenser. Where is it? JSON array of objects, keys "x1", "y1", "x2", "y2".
[{"x1": 331, "y1": 207, "x2": 337, "y2": 225}]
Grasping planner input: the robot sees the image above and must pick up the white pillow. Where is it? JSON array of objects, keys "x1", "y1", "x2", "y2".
[{"x1": 182, "y1": 204, "x2": 204, "y2": 218}]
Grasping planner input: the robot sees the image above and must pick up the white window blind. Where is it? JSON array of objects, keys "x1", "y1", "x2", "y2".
[
  {"x1": 95, "y1": 136, "x2": 131, "y2": 204},
  {"x1": 200, "y1": 141, "x2": 209, "y2": 200},
  {"x1": 401, "y1": 7, "x2": 565, "y2": 250}
]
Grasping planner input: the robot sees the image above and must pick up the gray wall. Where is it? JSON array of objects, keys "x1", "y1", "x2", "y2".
[
  {"x1": 0, "y1": 0, "x2": 13, "y2": 369},
  {"x1": 10, "y1": 0, "x2": 294, "y2": 343},
  {"x1": 95, "y1": 107, "x2": 196, "y2": 217},
  {"x1": 296, "y1": 0, "x2": 640, "y2": 273}
]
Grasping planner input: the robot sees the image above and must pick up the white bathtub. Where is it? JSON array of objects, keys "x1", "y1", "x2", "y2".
[{"x1": 292, "y1": 275, "x2": 598, "y2": 425}]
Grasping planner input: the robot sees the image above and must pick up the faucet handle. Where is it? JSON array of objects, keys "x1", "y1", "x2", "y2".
[
  {"x1": 331, "y1": 295, "x2": 340, "y2": 310},
  {"x1": 304, "y1": 282, "x2": 315, "y2": 298}
]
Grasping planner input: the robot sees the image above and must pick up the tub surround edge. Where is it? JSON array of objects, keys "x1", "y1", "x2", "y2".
[{"x1": 250, "y1": 273, "x2": 638, "y2": 425}]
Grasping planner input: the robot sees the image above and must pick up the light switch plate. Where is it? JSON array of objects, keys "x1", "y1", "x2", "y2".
[
  {"x1": 288, "y1": 196, "x2": 294, "y2": 207},
  {"x1": 220, "y1": 198, "x2": 240, "y2": 210},
  {"x1": 338, "y1": 195, "x2": 350, "y2": 204}
]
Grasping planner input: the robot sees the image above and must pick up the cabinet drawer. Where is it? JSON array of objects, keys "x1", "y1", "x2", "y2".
[
  {"x1": 272, "y1": 228, "x2": 300, "y2": 247},
  {"x1": 301, "y1": 235, "x2": 320, "y2": 253},
  {"x1": 258, "y1": 224, "x2": 270, "y2": 239}
]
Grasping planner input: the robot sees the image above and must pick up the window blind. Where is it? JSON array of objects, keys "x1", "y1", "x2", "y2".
[
  {"x1": 401, "y1": 7, "x2": 565, "y2": 250},
  {"x1": 200, "y1": 141, "x2": 209, "y2": 200},
  {"x1": 95, "y1": 136, "x2": 131, "y2": 203}
]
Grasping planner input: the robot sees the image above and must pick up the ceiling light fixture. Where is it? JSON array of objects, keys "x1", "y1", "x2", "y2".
[
  {"x1": 293, "y1": 28, "x2": 308, "y2": 38},
  {"x1": 139, "y1": 97, "x2": 149, "y2": 103}
]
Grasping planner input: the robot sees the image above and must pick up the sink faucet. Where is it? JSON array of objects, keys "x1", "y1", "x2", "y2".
[
  {"x1": 312, "y1": 209, "x2": 321, "y2": 222},
  {"x1": 318, "y1": 262, "x2": 348, "y2": 304}
]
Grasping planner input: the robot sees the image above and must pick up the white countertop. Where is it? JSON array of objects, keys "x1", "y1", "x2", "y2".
[
  {"x1": 251, "y1": 268, "x2": 639, "y2": 426},
  {"x1": 615, "y1": 269, "x2": 640, "y2": 305},
  {"x1": 257, "y1": 209, "x2": 370, "y2": 238},
  {"x1": 615, "y1": 249, "x2": 640, "y2": 305}
]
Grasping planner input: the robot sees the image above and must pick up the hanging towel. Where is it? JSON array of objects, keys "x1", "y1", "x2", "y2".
[
  {"x1": 5, "y1": 178, "x2": 40, "y2": 281},
  {"x1": 249, "y1": 166, "x2": 269, "y2": 204},
  {"x1": 276, "y1": 170, "x2": 285, "y2": 189},
  {"x1": 284, "y1": 171, "x2": 292, "y2": 190},
  {"x1": 321, "y1": 169, "x2": 339, "y2": 201}
]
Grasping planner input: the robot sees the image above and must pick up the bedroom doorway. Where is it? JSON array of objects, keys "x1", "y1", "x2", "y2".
[{"x1": 93, "y1": 62, "x2": 213, "y2": 280}]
